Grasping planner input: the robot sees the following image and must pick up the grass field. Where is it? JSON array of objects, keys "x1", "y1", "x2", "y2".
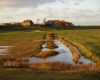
[
  {"x1": 60, "y1": 29, "x2": 100, "y2": 57},
  {"x1": 0, "y1": 26, "x2": 100, "y2": 80},
  {"x1": 0, "y1": 68, "x2": 99, "y2": 80},
  {"x1": 0, "y1": 27, "x2": 100, "y2": 57}
]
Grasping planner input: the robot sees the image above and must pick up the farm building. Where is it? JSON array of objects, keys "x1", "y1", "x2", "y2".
[
  {"x1": 22, "y1": 20, "x2": 34, "y2": 27},
  {"x1": 45, "y1": 20, "x2": 74, "y2": 27}
]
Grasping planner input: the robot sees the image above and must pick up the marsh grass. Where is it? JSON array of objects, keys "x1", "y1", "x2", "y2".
[
  {"x1": 35, "y1": 51, "x2": 59, "y2": 58},
  {"x1": 9, "y1": 40, "x2": 35, "y2": 57},
  {"x1": 0, "y1": 27, "x2": 100, "y2": 80},
  {"x1": 59, "y1": 29, "x2": 100, "y2": 57},
  {"x1": 30, "y1": 62, "x2": 100, "y2": 71},
  {"x1": 0, "y1": 68, "x2": 99, "y2": 80}
]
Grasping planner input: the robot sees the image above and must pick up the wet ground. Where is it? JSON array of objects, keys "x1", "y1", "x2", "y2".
[
  {"x1": 0, "y1": 40, "x2": 94, "y2": 64},
  {"x1": 28, "y1": 39, "x2": 94, "y2": 64}
]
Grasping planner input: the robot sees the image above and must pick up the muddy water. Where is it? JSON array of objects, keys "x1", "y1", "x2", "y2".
[{"x1": 29, "y1": 39, "x2": 94, "y2": 64}]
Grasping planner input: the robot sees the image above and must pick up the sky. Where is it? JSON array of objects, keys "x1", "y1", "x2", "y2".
[{"x1": 0, "y1": 0, "x2": 100, "y2": 25}]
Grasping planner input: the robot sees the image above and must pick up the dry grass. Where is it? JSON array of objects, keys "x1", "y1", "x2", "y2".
[
  {"x1": 45, "y1": 38, "x2": 54, "y2": 43},
  {"x1": 0, "y1": 56, "x2": 29, "y2": 68},
  {"x1": 46, "y1": 42, "x2": 57, "y2": 49},
  {"x1": 56, "y1": 34, "x2": 80, "y2": 63},
  {"x1": 45, "y1": 33, "x2": 57, "y2": 49},
  {"x1": 35, "y1": 51, "x2": 59, "y2": 58},
  {"x1": 8, "y1": 39, "x2": 42, "y2": 58},
  {"x1": 9, "y1": 40, "x2": 34, "y2": 57},
  {"x1": 45, "y1": 37, "x2": 54, "y2": 42},
  {"x1": 3, "y1": 59, "x2": 29, "y2": 68},
  {"x1": 74, "y1": 42, "x2": 100, "y2": 63},
  {"x1": 56, "y1": 34, "x2": 100, "y2": 63},
  {"x1": 30, "y1": 62, "x2": 100, "y2": 71},
  {"x1": 46, "y1": 33, "x2": 55, "y2": 38}
]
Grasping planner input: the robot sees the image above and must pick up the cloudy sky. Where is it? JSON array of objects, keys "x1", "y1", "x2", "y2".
[{"x1": 0, "y1": 0, "x2": 100, "y2": 25}]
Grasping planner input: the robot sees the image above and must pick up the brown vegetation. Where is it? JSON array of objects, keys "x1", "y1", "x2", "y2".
[
  {"x1": 35, "y1": 51, "x2": 59, "y2": 58},
  {"x1": 55, "y1": 34, "x2": 80, "y2": 63},
  {"x1": 46, "y1": 33, "x2": 55, "y2": 38},
  {"x1": 74, "y1": 42, "x2": 100, "y2": 63},
  {"x1": 3, "y1": 59, "x2": 29, "y2": 68},
  {"x1": 46, "y1": 41, "x2": 57, "y2": 49},
  {"x1": 30, "y1": 62, "x2": 100, "y2": 71},
  {"x1": 0, "y1": 56, "x2": 29, "y2": 68},
  {"x1": 56, "y1": 34, "x2": 100, "y2": 63},
  {"x1": 8, "y1": 39, "x2": 42, "y2": 58},
  {"x1": 45, "y1": 33, "x2": 57, "y2": 49}
]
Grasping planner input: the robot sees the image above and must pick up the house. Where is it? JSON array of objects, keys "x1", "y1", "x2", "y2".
[
  {"x1": 45, "y1": 20, "x2": 74, "y2": 27},
  {"x1": 22, "y1": 20, "x2": 34, "y2": 27}
]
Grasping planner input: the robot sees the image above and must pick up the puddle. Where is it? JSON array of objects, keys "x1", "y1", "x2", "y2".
[{"x1": 29, "y1": 39, "x2": 94, "y2": 64}]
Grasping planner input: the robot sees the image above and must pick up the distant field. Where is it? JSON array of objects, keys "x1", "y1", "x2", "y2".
[{"x1": 0, "y1": 26, "x2": 100, "y2": 57}]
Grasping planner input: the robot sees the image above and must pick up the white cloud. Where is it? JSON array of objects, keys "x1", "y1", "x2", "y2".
[{"x1": 0, "y1": 0, "x2": 100, "y2": 25}]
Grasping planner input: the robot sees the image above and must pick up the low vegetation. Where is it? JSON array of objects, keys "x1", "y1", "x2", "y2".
[
  {"x1": 35, "y1": 51, "x2": 59, "y2": 58},
  {"x1": 0, "y1": 68, "x2": 99, "y2": 80},
  {"x1": 56, "y1": 34, "x2": 80, "y2": 63},
  {"x1": 0, "y1": 26, "x2": 100, "y2": 79},
  {"x1": 45, "y1": 33, "x2": 57, "y2": 49},
  {"x1": 73, "y1": 42, "x2": 100, "y2": 63},
  {"x1": 30, "y1": 62, "x2": 100, "y2": 71}
]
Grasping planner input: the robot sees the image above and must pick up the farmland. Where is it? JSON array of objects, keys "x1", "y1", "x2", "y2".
[
  {"x1": 0, "y1": 26, "x2": 100, "y2": 80},
  {"x1": 0, "y1": 27, "x2": 100, "y2": 57}
]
